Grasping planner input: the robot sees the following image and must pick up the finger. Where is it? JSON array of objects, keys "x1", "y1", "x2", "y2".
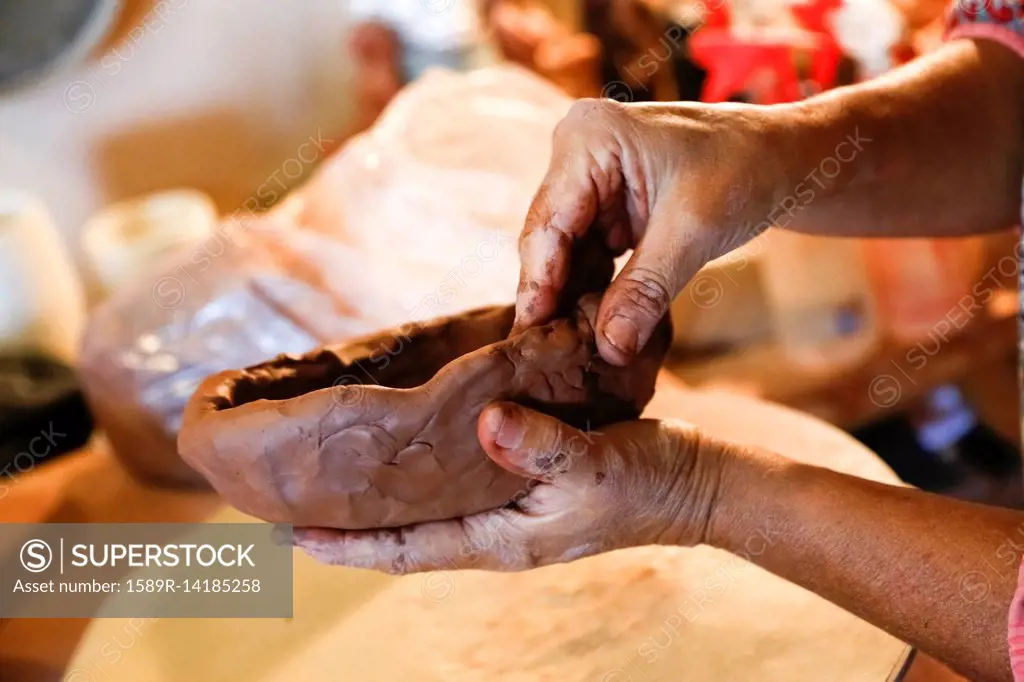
[
  {"x1": 514, "y1": 101, "x2": 638, "y2": 336},
  {"x1": 292, "y1": 508, "x2": 537, "y2": 573},
  {"x1": 513, "y1": 180, "x2": 594, "y2": 336},
  {"x1": 595, "y1": 192, "x2": 700, "y2": 366},
  {"x1": 477, "y1": 401, "x2": 597, "y2": 484},
  {"x1": 514, "y1": 104, "x2": 617, "y2": 335}
]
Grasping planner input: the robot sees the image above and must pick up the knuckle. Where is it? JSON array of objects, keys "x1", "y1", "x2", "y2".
[
  {"x1": 564, "y1": 98, "x2": 596, "y2": 121},
  {"x1": 547, "y1": 450, "x2": 572, "y2": 478},
  {"x1": 618, "y1": 267, "x2": 673, "y2": 319},
  {"x1": 538, "y1": 436, "x2": 575, "y2": 476},
  {"x1": 563, "y1": 98, "x2": 613, "y2": 128},
  {"x1": 525, "y1": 190, "x2": 553, "y2": 227},
  {"x1": 528, "y1": 448, "x2": 557, "y2": 476}
]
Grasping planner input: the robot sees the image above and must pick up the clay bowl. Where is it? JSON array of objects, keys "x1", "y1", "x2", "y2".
[{"x1": 179, "y1": 298, "x2": 670, "y2": 530}]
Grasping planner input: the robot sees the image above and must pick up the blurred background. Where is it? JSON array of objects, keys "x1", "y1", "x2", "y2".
[{"x1": 0, "y1": 0, "x2": 1018, "y2": 680}]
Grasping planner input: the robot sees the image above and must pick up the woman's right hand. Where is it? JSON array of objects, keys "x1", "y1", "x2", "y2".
[
  {"x1": 293, "y1": 401, "x2": 740, "y2": 573},
  {"x1": 514, "y1": 98, "x2": 789, "y2": 365}
]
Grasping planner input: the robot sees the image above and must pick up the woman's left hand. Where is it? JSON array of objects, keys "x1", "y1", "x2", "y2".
[{"x1": 292, "y1": 401, "x2": 732, "y2": 574}]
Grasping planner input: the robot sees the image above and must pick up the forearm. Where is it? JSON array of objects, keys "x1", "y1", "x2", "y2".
[
  {"x1": 761, "y1": 39, "x2": 1023, "y2": 238},
  {"x1": 707, "y1": 449, "x2": 1024, "y2": 682}
]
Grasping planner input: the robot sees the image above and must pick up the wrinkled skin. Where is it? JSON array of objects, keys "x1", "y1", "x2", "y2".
[
  {"x1": 294, "y1": 402, "x2": 726, "y2": 573},
  {"x1": 179, "y1": 296, "x2": 670, "y2": 530}
]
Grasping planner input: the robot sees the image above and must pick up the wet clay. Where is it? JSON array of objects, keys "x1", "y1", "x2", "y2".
[{"x1": 178, "y1": 295, "x2": 670, "y2": 530}]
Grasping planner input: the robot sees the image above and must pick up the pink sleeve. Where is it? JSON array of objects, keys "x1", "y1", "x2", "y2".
[
  {"x1": 944, "y1": 6, "x2": 1024, "y2": 675},
  {"x1": 946, "y1": 5, "x2": 1024, "y2": 666},
  {"x1": 943, "y1": 0, "x2": 1024, "y2": 58},
  {"x1": 1008, "y1": 559, "x2": 1024, "y2": 679}
]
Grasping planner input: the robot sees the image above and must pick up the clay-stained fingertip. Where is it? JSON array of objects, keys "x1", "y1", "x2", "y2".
[
  {"x1": 594, "y1": 332, "x2": 634, "y2": 367},
  {"x1": 477, "y1": 402, "x2": 532, "y2": 478}
]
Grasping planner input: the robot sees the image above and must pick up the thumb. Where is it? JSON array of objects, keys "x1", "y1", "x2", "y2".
[
  {"x1": 477, "y1": 401, "x2": 596, "y2": 484},
  {"x1": 595, "y1": 195, "x2": 703, "y2": 366}
]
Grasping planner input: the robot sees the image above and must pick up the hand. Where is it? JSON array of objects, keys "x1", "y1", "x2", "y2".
[
  {"x1": 514, "y1": 98, "x2": 787, "y2": 365},
  {"x1": 292, "y1": 401, "x2": 731, "y2": 573}
]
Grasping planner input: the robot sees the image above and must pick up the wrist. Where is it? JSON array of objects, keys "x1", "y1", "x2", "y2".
[
  {"x1": 702, "y1": 441, "x2": 797, "y2": 553},
  {"x1": 682, "y1": 102, "x2": 819, "y2": 243},
  {"x1": 757, "y1": 102, "x2": 833, "y2": 218},
  {"x1": 652, "y1": 421, "x2": 737, "y2": 548},
  {"x1": 757, "y1": 95, "x2": 875, "y2": 235}
]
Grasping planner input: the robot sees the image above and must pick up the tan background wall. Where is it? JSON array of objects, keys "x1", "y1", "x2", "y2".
[
  {"x1": 0, "y1": 0, "x2": 581, "y2": 268},
  {"x1": 0, "y1": 0, "x2": 356, "y2": 263}
]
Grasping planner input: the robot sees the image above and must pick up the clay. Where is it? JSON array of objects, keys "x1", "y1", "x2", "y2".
[{"x1": 179, "y1": 294, "x2": 670, "y2": 530}]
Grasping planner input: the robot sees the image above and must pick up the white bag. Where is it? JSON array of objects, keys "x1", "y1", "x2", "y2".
[{"x1": 79, "y1": 65, "x2": 572, "y2": 485}]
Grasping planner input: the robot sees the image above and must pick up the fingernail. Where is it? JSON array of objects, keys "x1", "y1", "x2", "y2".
[
  {"x1": 603, "y1": 316, "x2": 638, "y2": 355},
  {"x1": 485, "y1": 405, "x2": 524, "y2": 450}
]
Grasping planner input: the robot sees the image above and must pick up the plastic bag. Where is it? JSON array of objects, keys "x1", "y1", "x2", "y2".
[
  {"x1": 285, "y1": 65, "x2": 569, "y2": 272},
  {"x1": 78, "y1": 65, "x2": 572, "y2": 486}
]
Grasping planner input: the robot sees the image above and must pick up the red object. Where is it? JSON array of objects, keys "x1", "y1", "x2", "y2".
[
  {"x1": 690, "y1": 29, "x2": 798, "y2": 102},
  {"x1": 792, "y1": 0, "x2": 843, "y2": 88},
  {"x1": 690, "y1": 0, "x2": 842, "y2": 104},
  {"x1": 891, "y1": 40, "x2": 917, "y2": 64},
  {"x1": 701, "y1": 0, "x2": 732, "y2": 28}
]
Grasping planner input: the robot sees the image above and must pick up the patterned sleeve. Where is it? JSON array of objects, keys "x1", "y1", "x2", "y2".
[
  {"x1": 944, "y1": 0, "x2": 1024, "y2": 58},
  {"x1": 943, "y1": 3, "x2": 1024, "y2": 679},
  {"x1": 1009, "y1": 560, "x2": 1024, "y2": 680}
]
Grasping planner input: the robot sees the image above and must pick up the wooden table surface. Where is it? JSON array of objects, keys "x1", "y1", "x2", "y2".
[
  {"x1": 0, "y1": 444, "x2": 220, "y2": 680},
  {"x1": 0, "y1": 376, "x2": 929, "y2": 679},
  {"x1": 0, "y1": 375, "x2": 968, "y2": 681}
]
